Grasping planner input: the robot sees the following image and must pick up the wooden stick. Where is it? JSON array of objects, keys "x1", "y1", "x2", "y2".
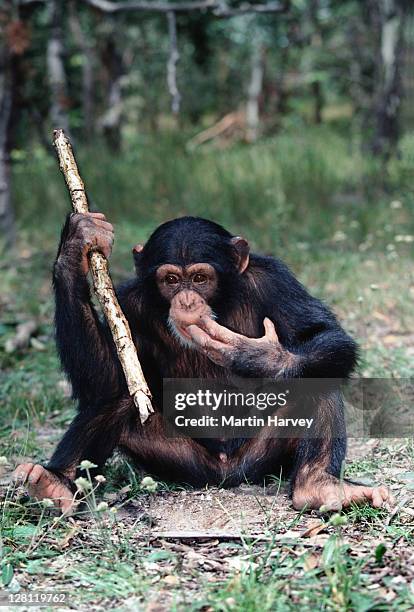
[{"x1": 53, "y1": 128, "x2": 154, "y2": 424}]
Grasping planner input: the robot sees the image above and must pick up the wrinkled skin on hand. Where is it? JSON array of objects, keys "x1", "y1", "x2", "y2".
[
  {"x1": 186, "y1": 316, "x2": 296, "y2": 377},
  {"x1": 57, "y1": 212, "x2": 114, "y2": 275}
]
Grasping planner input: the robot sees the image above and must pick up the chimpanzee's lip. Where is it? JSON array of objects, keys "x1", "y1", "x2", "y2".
[{"x1": 176, "y1": 325, "x2": 192, "y2": 340}]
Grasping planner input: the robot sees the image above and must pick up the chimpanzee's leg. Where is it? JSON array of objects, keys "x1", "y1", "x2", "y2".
[
  {"x1": 13, "y1": 401, "x2": 128, "y2": 513},
  {"x1": 290, "y1": 391, "x2": 393, "y2": 510},
  {"x1": 120, "y1": 413, "x2": 223, "y2": 486},
  {"x1": 227, "y1": 391, "x2": 393, "y2": 510}
]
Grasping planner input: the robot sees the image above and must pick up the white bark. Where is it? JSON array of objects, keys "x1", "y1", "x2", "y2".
[
  {"x1": 381, "y1": 1, "x2": 400, "y2": 91},
  {"x1": 372, "y1": 0, "x2": 404, "y2": 156},
  {"x1": 47, "y1": 0, "x2": 70, "y2": 134},
  {"x1": 68, "y1": 2, "x2": 95, "y2": 138},
  {"x1": 167, "y1": 11, "x2": 181, "y2": 115},
  {"x1": 246, "y1": 43, "x2": 264, "y2": 142},
  {"x1": 82, "y1": 0, "x2": 287, "y2": 17},
  {"x1": 53, "y1": 129, "x2": 154, "y2": 424}
]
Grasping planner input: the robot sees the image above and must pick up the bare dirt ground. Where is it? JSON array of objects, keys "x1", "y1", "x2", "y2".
[{"x1": 115, "y1": 440, "x2": 379, "y2": 539}]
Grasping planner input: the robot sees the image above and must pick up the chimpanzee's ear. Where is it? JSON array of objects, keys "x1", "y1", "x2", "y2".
[
  {"x1": 132, "y1": 244, "x2": 144, "y2": 273},
  {"x1": 231, "y1": 237, "x2": 250, "y2": 274}
]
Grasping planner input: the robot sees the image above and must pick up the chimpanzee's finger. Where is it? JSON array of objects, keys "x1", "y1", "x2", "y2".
[
  {"x1": 82, "y1": 227, "x2": 114, "y2": 246},
  {"x1": 96, "y1": 232, "x2": 114, "y2": 257},
  {"x1": 197, "y1": 317, "x2": 240, "y2": 344},
  {"x1": 262, "y1": 318, "x2": 279, "y2": 343},
  {"x1": 86, "y1": 212, "x2": 106, "y2": 220},
  {"x1": 12, "y1": 463, "x2": 35, "y2": 483},
  {"x1": 86, "y1": 218, "x2": 114, "y2": 232},
  {"x1": 187, "y1": 325, "x2": 229, "y2": 352}
]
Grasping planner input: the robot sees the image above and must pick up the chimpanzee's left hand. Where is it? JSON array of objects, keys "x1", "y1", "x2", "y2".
[{"x1": 187, "y1": 317, "x2": 296, "y2": 377}]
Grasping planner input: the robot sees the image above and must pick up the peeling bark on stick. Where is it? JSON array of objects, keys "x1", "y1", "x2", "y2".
[{"x1": 53, "y1": 128, "x2": 154, "y2": 424}]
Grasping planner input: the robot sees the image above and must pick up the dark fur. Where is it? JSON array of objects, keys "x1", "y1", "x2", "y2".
[{"x1": 47, "y1": 216, "x2": 358, "y2": 491}]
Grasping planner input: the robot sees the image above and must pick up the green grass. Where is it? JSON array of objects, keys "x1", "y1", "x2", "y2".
[
  {"x1": 9, "y1": 125, "x2": 414, "y2": 251},
  {"x1": 1, "y1": 125, "x2": 414, "y2": 609}
]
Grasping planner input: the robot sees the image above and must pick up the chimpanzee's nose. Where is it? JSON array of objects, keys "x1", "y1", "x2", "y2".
[{"x1": 178, "y1": 290, "x2": 204, "y2": 312}]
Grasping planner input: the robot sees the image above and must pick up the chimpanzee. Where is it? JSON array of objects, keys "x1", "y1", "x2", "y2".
[{"x1": 14, "y1": 214, "x2": 393, "y2": 513}]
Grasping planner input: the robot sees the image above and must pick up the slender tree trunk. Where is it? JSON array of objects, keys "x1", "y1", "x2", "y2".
[
  {"x1": 309, "y1": 0, "x2": 324, "y2": 125},
  {"x1": 0, "y1": 4, "x2": 16, "y2": 248},
  {"x1": 246, "y1": 43, "x2": 265, "y2": 143},
  {"x1": 98, "y1": 24, "x2": 124, "y2": 151},
  {"x1": 270, "y1": 41, "x2": 290, "y2": 121},
  {"x1": 69, "y1": 2, "x2": 95, "y2": 141},
  {"x1": 47, "y1": 0, "x2": 71, "y2": 134},
  {"x1": 166, "y1": 11, "x2": 181, "y2": 116},
  {"x1": 371, "y1": 0, "x2": 405, "y2": 157},
  {"x1": 0, "y1": 66, "x2": 15, "y2": 248},
  {"x1": 311, "y1": 80, "x2": 323, "y2": 124}
]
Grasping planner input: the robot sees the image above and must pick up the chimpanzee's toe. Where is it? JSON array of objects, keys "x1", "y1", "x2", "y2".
[{"x1": 13, "y1": 463, "x2": 76, "y2": 514}]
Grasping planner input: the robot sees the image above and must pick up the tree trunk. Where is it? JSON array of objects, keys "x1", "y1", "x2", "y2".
[
  {"x1": 167, "y1": 11, "x2": 181, "y2": 116},
  {"x1": 309, "y1": 0, "x2": 324, "y2": 125},
  {"x1": 47, "y1": 0, "x2": 71, "y2": 134},
  {"x1": 0, "y1": 3, "x2": 16, "y2": 248},
  {"x1": 0, "y1": 66, "x2": 15, "y2": 249},
  {"x1": 98, "y1": 26, "x2": 123, "y2": 151},
  {"x1": 246, "y1": 43, "x2": 265, "y2": 143},
  {"x1": 69, "y1": 2, "x2": 95, "y2": 141},
  {"x1": 311, "y1": 80, "x2": 323, "y2": 124},
  {"x1": 371, "y1": 0, "x2": 405, "y2": 157}
]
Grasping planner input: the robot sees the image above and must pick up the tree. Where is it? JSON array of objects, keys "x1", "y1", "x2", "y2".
[
  {"x1": 370, "y1": 0, "x2": 407, "y2": 157},
  {"x1": 0, "y1": 1, "x2": 31, "y2": 247}
]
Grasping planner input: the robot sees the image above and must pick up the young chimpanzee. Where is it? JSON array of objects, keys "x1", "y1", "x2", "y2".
[{"x1": 14, "y1": 214, "x2": 393, "y2": 513}]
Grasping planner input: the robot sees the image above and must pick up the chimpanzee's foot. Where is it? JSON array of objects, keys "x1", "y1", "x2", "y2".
[
  {"x1": 13, "y1": 463, "x2": 76, "y2": 514},
  {"x1": 292, "y1": 476, "x2": 395, "y2": 511}
]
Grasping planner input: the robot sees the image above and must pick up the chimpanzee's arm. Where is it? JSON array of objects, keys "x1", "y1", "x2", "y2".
[
  {"x1": 53, "y1": 213, "x2": 123, "y2": 403},
  {"x1": 262, "y1": 257, "x2": 358, "y2": 379},
  {"x1": 230, "y1": 320, "x2": 358, "y2": 379},
  {"x1": 281, "y1": 325, "x2": 357, "y2": 379},
  {"x1": 234, "y1": 257, "x2": 358, "y2": 379}
]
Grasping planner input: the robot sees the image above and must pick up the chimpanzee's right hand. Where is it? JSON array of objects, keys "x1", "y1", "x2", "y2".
[{"x1": 58, "y1": 212, "x2": 114, "y2": 275}]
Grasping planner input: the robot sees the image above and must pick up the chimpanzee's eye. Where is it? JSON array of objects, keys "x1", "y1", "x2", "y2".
[
  {"x1": 165, "y1": 274, "x2": 179, "y2": 285},
  {"x1": 193, "y1": 273, "x2": 207, "y2": 284}
]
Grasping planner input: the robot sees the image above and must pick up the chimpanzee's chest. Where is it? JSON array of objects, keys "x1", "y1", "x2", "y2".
[{"x1": 163, "y1": 347, "x2": 226, "y2": 379}]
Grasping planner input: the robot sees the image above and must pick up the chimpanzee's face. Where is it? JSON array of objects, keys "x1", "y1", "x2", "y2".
[
  {"x1": 133, "y1": 217, "x2": 250, "y2": 345},
  {"x1": 156, "y1": 263, "x2": 218, "y2": 343},
  {"x1": 156, "y1": 263, "x2": 218, "y2": 302}
]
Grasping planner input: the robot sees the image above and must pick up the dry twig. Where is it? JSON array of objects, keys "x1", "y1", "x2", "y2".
[{"x1": 5, "y1": 321, "x2": 38, "y2": 353}]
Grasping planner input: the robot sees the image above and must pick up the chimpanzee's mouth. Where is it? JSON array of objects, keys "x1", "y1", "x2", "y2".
[
  {"x1": 176, "y1": 325, "x2": 192, "y2": 340},
  {"x1": 167, "y1": 318, "x2": 196, "y2": 348},
  {"x1": 167, "y1": 312, "x2": 216, "y2": 348}
]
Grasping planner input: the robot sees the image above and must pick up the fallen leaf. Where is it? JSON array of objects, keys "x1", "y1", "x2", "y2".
[
  {"x1": 228, "y1": 557, "x2": 258, "y2": 572},
  {"x1": 57, "y1": 525, "x2": 79, "y2": 549},
  {"x1": 303, "y1": 554, "x2": 319, "y2": 571},
  {"x1": 301, "y1": 520, "x2": 327, "y2": 538},
  {"x1": 162, "y1": 575, "x2": 179, "y2": 587}
]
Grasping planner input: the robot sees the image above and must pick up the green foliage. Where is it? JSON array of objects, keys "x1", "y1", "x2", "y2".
[{"x1": 9, "y1": 125, "x2": 414, "y2": 275}]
